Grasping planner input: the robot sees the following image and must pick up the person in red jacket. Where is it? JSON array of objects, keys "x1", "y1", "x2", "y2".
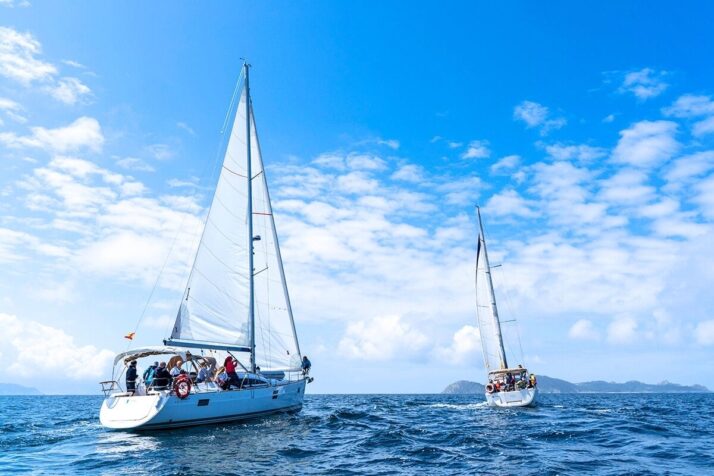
[{"x1": 224, "y1": 355, "x2": 241, "y2": 390}]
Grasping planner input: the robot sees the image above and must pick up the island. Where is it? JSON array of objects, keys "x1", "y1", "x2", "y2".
[
  {"x1": 0, "y1": 382, "x2": 42, "y2": 396},
  {"x1": 442, "y1": 376, "x2": 709, "y2": 394}
]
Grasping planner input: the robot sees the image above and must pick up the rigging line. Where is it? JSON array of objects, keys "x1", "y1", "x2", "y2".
[
  {"x1": 205, "y1": 215, "x2": 247, "y2": 248},
  {"x1": 213, "y1": 186, "x2": 248, "y2": 219},
  {"x1": 221, "y1": 69, "x2": 245, "y2": 134},
  {"x1": 222, "y1": 165, "x2": 248, "y2": 178},
  {"x1": 196, "y1": 237, "x2": 242, "y2": 275}
]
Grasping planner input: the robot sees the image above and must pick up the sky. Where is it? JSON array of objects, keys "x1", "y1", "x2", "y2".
[{"x1": 1, "y1": 1, "x2": 714, "y2": 394}]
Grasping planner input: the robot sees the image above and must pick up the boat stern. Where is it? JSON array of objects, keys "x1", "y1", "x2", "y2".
[
  {"x1": 485, "y1": 387, "x2": 537, "y2": 408},
  {"x1": 100, "y1": 392, "x2": 168, "y2": 430}
]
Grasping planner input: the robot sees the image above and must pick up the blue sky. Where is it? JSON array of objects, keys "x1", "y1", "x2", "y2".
[{"x1": 1, "y1": 1, "x2": 714, "y2": 394}]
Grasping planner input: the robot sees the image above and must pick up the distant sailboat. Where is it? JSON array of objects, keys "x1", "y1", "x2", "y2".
[
  {"x1": 100, "y1": 63, "x2": 310, "y2": 430},
  {"x1": 474, "y1": 207, "x2": 536, "y2": 407}
]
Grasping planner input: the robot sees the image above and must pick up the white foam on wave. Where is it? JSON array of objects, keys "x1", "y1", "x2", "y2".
[{"x1": 428, "y1": 402, "x2": 489, "y2": 410}]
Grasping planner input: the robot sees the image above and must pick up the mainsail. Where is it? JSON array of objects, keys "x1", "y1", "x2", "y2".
[
  {"x1": 169, "y1": 80, "x2": 301, "y2": 371},
  {"x1": 475, "y1": 208, "x2": 508, "y2": 372}
]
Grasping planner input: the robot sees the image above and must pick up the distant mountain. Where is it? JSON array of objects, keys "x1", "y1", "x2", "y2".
[
  {"x1": 442, "y1": 380, "x2": 485, "y2": 395},
  {"x1": 0, "y1": 382, "x2": 42, "y2": 396},
  {"x1": 442, "y1": 376, "x2": 710, "y2": 394},
  {"x1": 535, "y1": 375, "x2": 580, "y2": 393},
  {"x1": 575, "y1": 380, "x2": 710, "y2": 393}
]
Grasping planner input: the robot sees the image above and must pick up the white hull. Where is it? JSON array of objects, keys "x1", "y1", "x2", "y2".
[
  {"x1": 485, "y1": 387, "x2": 537, "y2": 407},
  {"x1": 100, "y1": 379, "x2": 306, "y2": 430}
]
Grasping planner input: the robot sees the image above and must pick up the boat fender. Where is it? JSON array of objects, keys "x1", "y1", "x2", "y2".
[
  {"x1": 485, "y1": 383, "x2": 495, "y2": 394},
  {"x1": 174, "y1": 375, "x2": 192, "y2": 399}
]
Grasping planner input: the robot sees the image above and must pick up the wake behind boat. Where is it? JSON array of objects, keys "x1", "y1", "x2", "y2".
[
  {"x1": 100, "y1": 64, "x2": 311, "y2": 430},
  {"x1": 474, "y1": 207, "x2": 537, "y2": 407}
]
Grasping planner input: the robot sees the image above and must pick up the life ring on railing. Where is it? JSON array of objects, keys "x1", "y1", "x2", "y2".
[
  {"x1": 173, "y1": 375, "x2": 191, "y2": 399},
  {"x1": 485, "y1": 383, "x2": 495, "y2": 394}
]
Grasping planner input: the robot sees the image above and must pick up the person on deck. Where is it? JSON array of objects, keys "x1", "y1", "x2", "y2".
[
  {"x1": 170, "y1": 360, "x2": 183, "y2": 378},
  {"x1": 506, "y1": 373, "x2": 515, "y2": 391},
  {"x1": 143, "y1": 361, "x2": 158, "y2": 386},
  {"x1": 126, "y1": 361, "x2": 138, "y2": 394},
  {"x1": 152, "y1": 362, "x2": 172, "y2": 389},
  {"x1": 301, "y1": 356, "x2": 312, "y2": 375},
  {"x1": 224, "y1": 356, "x2": 241, "y2": 389},
  {"x1": 196, "y1": 363, "x2": 211, "y2": 383},
  {"x1": 529, "y1": 373, "x2": 537, "y2": 388}
]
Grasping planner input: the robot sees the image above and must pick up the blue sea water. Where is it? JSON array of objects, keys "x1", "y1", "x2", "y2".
[{"x1": 1, "y1": 393, "x2": 712, "y2": 475}]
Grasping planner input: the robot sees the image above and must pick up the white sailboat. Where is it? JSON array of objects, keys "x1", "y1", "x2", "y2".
[
  {"x1": 100, "y1": 64, "x2": 310, "y2": 430},
  {"x1": 474, "y1": 207, "x2": 537, "y2": 407}
]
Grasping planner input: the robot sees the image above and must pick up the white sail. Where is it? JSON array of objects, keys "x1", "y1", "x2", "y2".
[
  {"x1": 475, "y1": 215, "x2": 508, "y2": 372},
  {"x1": 250, "y1": 106, "x2": 302, "y2": 371},
  {"x1": 170, "y1": 85, "x2": 301, "y2": 371}
]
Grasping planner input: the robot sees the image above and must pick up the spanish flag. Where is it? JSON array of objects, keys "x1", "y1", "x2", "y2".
[{"x1": 124, "y1": 332, "x2": 136, "y2": 340}]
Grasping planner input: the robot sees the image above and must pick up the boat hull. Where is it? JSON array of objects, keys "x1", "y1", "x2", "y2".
[
  {"x1": 485, "y1": 387, "x2": 537, "y2": 407},
  {"x1": 100, "y1": 379, "x2": 306, "y2": 430}
]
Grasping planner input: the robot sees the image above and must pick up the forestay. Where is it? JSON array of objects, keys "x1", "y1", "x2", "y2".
[{"x1": 170, "y1": 85, "x2": 301, "y2": 371}]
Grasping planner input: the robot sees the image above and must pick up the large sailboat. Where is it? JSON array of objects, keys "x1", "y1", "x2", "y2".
[
  {"x1": 474, "y1": 207, "x2": 536, "y2": 407},
  {"x1": 99, "y1": 64, "x2": 310, "y2": 430}
]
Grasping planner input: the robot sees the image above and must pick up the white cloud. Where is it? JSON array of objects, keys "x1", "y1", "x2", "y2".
[
  {"x1": 47, "y1": 77, "x2": 91, "y2": 105},
  {"x1": 176, "y1": 121, "x2": 195, "y2": 135},
  {"x1": 664, "y1": 151, "x2": 714, "y2": 187},
  {"x1": 619, "y1": 68, "x2": 668, "y2": 100},
  {"x1": 116, "y1": 157, "x2": 155, "y2": 172},
  {"x1": 663, "y1": 94, "x2": 714, "y2": 118},
  {"x1": 461, "y1": 140, "x2": 490, "y2": 159},
  {"x1": 693, "y1": 174, "x2": 714, "y2": 219},
  {"x1": 0, "y1": 0, "x2": 31, "y2": 7},
  {"x1": 376, "y1": 138, "x2": 399, "y2": 150},
  {"x1": 607, "y1": 316, "x2": 638, "y2": 344},
  {"x1": 611, "y1": 120, "x2": 679, "y2": 168},
  {"x1": 513, "y1": 100, "x2": 566, "y2": 136},
  {"x1": 338, "y1": 314, "x2": 428, "y2": 361},
  {"x1": 485, "y1": 189, "x2": 538, "y2": 218},
  {"x1": 0, "y1": 26, "x2": 56, "y2": 84},
  {"x1": 0, "y1": 27, "x2": 92, "y2": 103},
  {"x1": 0, "y1": 116, "x2": 104, "y2": 153},
  {"x1": 693, "y1": 116, "x2": 714, "y2": 137},
  {"x1": 391, "y1": 164, "x2": 425, "y2": 183},
  {"x1": 146, "y1": 143, "x2": 174, "y2": 161},
  {"x1": 346, "y1": 154, "x2": 387, "y2": 171},
  {"x1": 598, "y1": 169, "x2": 655, "y2": 205},
  {"x1": 434, "y1": 325, "x2": 481, "y2": 365},
  {"x1": 0, "y1": 313, "x2": 114, "y2": 379},
  {"x1": 490, "y1": 154, "x2": 521, "y2": 173},
  {"x1": 568, "y1": 319, "x2": 600, "y2": 340},
  {"x1": 603, "y1": 114, "x2": 616, "y2": 123},
  {"x1": 0, "y1": 96, "x2": 27, "y2": 123},
  {"x1": 545, "y1": 143, "x2": 607, "y2": 163},
  {"x1": 336, "y1": 171, "x2": 379, "y2": 193},
  {"x1": 695, "y1": 320, "x2": 714, "y2": 346}
]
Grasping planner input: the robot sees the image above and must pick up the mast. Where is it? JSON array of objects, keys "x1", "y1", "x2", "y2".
[
  {"x1": 476, "y1": 206, "x2": 508, "y2": 370},
  {"x1": 245, "y1": 62, "x2": 256, "y2": 373}
]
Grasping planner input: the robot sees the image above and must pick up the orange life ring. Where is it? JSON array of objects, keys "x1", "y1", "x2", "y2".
[
  {"x1": 485, "y1": 383, "x2": 495, "y2": 394},
  {"x1": 173, "y1": 375, "x2": 191, "y2": 399}
]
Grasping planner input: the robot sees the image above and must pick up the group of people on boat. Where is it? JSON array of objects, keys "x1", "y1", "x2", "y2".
[
  {"x1": 485, "y1": 365, "x2": 537, "y2": 394},
  {"x1": 124, "y1": 354, "x2": 312, "y2": 395}
]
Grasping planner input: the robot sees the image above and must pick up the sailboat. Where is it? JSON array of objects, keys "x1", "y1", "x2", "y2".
[
  {"x1": 474, "y1": 207, "x2": 537, "y2": 407},
  {"x1": 99, "y1": 64, "x2": 310, "y2": 430}
]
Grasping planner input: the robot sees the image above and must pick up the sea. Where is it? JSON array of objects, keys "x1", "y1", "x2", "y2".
[{"x1": 1, "y1": 393, "x2": 712, "y2": 475}]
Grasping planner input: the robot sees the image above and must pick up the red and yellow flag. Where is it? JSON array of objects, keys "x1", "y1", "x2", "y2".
[{"x1": 124, "y1": 332, "x2": 136, "y2": 340}]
